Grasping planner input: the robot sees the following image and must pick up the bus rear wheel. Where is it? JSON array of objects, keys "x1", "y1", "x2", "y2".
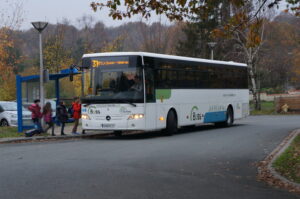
[
  {"x1": 165, "y1": 110, "x2": 178, "y2": 136},
  {"x1": 215, "y1": 107, "x2": 234, "y2": 127}
]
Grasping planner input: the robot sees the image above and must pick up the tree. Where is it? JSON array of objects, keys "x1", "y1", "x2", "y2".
[
  {"x1": 43, "y1": 23, "x2": 75, "y2": 73},
  {"x1": 0, "y1": 0, "x2": 23, "y2": 100},
  {"x1": 212, "y1": 2, "x2": 269, "y2": 110},
  {"x1": 0, "y1": 28, "x2": 16, "y2": 100},
  {"x1": 90, "y1": 0, "x2": 298, "y2": 22},
  {"x1": 176, "y1": 0, "x2": 232, "y2": 58}
]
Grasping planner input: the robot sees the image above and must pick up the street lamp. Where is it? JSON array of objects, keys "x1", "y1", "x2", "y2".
[
  {"x1": 207, "y1": 42, "x2": 217, "y2": 60},
  {"x1": 31, "y1": 21, "x2": 48, "y2": 110}
]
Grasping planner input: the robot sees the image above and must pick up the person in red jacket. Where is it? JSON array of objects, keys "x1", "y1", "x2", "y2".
[
  {"x1": 28, "y1": 99, "x2": 43, "y2": 133},
  {"x1": 71, "y1": 97, "x2": 81, "y2": 135}
]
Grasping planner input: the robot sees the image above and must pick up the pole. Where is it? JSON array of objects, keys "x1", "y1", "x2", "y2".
[
  {"x1": 211, "y1": 49, "x2": 214, "y2": 60},
  {"x1": 39, "y1": 32, "x2": 44, "y2": 115}
]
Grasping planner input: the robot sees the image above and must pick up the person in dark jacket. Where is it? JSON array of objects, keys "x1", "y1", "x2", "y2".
[
  {"x1": 56, "y1": 101, "x2": 68, "y2": 136},
  {"x1": 28, "y1": 99, "x2": 43, "y2": 133}
]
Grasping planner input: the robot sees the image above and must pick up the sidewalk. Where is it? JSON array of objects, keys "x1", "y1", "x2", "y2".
[{"x1": 0, "y1": 124, "x2": 112, "y2": 144}]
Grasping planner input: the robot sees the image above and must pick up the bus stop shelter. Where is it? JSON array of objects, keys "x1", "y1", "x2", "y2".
[{"x1": 16, "y1": 68, "x2": 80, "y2": 132}]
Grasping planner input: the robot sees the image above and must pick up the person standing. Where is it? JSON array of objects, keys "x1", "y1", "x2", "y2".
[
  {"x1": 56, "y1": 101, "x2": 68, "y2": 136},
  {"x1": 28, "y1": 99, "x2": 43, "y2": 133},
  {"x1": 71, "y1": 97, "x2": 81, "y2": 135},
  {"x1": 43, "y1": 102, "x2": 55, "y2": 136}
]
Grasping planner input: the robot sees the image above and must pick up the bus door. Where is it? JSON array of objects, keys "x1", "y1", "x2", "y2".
[{"x1": 144, "y1": 67, "x2": 156, "y2": 130}]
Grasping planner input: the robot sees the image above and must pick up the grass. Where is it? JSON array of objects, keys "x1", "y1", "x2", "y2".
[
  {"x1": 273, "y1": 135, "x2": 300, "y2": 184},
  {"x1": 0, "y1": 127, "x2": 49, "y2": 139},
  {"x1": 250, "y1": 101, "x2": 276, "y2": 115},
  {"x1": 0, "y1": 127, "x2": 23, "y2": 138}
]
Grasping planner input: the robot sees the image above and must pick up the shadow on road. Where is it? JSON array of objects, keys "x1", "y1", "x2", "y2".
[{"x1": 89, "y1": 124, "x2": 245, "y2": 140}]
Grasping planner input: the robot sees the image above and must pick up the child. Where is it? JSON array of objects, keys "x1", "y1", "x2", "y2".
[
  {"x1": 56, "y1": 101, "x2": 68, "y2": 136},
  {"x1": 28, "y1": 99, "x2": 43, "y2": 133},
  {"x1": 71, "y1": 97, "x2": 81, "y2": 134},
  {"x1": 43, "y1": 102, "x2": 55, "y2": 136}
]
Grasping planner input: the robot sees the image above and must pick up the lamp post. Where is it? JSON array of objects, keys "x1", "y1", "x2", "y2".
[
  {"x1": 31, "y1": 21, "x2": 48, "y2": 110},
  {"x1": 207, "y1": 42, "x2": 217, "y2": 60}
]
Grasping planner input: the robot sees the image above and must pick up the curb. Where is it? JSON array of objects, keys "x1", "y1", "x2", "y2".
[
  {"x1": 257, "y1": 129, "x2": 300, "y2": 194},
  {"x1": 0, "y1": 132, "x2": 113, "y2": 144}
]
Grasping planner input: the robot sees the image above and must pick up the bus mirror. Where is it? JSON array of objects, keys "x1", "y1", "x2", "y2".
[
  {"x1": 70, "y1": 71, "x2": 73, "y2": 81},
  {"x1": 69, "y1": 65, "x2": 74, "y2": 81}
]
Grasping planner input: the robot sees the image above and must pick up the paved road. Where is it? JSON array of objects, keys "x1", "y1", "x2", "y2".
[{"x1": 1, "y1": 116, "x2": 300, "y2": 199}]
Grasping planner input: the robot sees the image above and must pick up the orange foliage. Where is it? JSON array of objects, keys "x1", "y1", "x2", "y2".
[{"x1": 0, "y1": 28, "x2": 17, "y2": 100}]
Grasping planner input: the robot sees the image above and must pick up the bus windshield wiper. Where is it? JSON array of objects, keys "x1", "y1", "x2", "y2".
[{"x1": 118, "y1": 99, "x2": 137, "y2": 107}]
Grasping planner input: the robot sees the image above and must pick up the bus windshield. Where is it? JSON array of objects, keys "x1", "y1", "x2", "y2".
[{"x1": 82, "y1": 56, "x2": 144, "y2": 103}]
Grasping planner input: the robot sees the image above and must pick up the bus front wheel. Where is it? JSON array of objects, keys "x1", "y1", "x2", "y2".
[{"x1": 165, "y1": 110, "x2": 178, "y2": 136}]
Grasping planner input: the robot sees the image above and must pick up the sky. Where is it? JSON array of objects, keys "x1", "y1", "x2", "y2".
[{"x1": 0, "y1": 0, "x2": 170, "y2": 30}]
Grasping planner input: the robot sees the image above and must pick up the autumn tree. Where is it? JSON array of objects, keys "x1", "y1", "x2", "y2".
[
  {"x1": 176, "y1": 0, "x2": 232, "y2": 58},
  {"x1": 256, "y1": 13, "x2": 299, "y2": 91},
  {"x1": 0, "y1": 0, "x2": 23, "y2": 100},
  {"x1": 44, "y1": 24, "x2": 74, "y2": 73}
]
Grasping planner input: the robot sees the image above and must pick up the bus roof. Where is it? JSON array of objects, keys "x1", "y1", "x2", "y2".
[{"x1": 82, "y1": 52, "x2": 247, "y2": 67}]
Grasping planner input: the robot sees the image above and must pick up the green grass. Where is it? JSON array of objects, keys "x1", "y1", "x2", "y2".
[
  {"x1": 250, "y1": 101, "x2": 276, "y2": 115},
  {"x1": 0, "y1": 127, "x2": 23, "y2": 138},
  {"x1": 0, "y1": 127, "x2": 49, "y2": 139},
  {"x1": 273, "y1": 135, "x2": 300, "y2": 183}
]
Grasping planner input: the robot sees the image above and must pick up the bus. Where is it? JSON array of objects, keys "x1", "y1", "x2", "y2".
[{"x1": 80, "y1": 52, "x2": 249, "y2": 136}]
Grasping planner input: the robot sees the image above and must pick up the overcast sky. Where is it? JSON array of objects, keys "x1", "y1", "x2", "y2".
[{"x1": 0, "y1": 0, "x2": 169, "y2": 30}]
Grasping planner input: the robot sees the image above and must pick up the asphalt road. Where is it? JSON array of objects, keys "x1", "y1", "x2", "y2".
[{"x1": 1, "y1": 116, "x2": 300, "y2": 199}]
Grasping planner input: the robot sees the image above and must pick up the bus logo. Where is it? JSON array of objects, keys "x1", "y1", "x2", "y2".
[{"x1": 190, "y1": 106, "x2": 204, "y2": 121}]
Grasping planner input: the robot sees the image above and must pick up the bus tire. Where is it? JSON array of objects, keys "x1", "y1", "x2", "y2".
[
  {"x1": 165, "y1": 110, "x2": 178, "y2": 136},
  {"x1": 215, "y1": 107, "x2": 234, "y2": 127},
  {"x1": 114, "y1": 131, "x2": 123, "y2": 137}
]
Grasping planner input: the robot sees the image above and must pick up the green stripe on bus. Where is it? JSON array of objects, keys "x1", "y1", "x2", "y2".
[{"x1": 156, "y1": 89, "x2": 171, "y2": 100}]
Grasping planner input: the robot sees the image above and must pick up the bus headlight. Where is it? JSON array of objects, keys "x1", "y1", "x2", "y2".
[
  {"x1": 81, "y1": 114, "x2": 91, "y2": 120},
  {"x1": 128, "y1": 114, "x2": 144, "y2": 120}
]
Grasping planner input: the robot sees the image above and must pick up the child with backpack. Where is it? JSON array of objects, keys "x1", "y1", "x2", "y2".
[{"x1": 43, "y1": 102, "x2": 55, "y2": 136}]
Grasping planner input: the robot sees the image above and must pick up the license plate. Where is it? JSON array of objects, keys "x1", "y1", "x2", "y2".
[{"x1": 101, "y1": 123, "x2": 115, "y2": 128}]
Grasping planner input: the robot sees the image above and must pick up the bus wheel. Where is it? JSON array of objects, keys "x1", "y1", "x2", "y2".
[
  {"x1": 114, "y1": 131, "x2": 123, "y2": 137},
  {"x1": 225, "y1": 107, "x2": 234, "y2": 126},
  {"x1": 215, "y1": 107, "x2": 234, "y2": 127},
  {"x1": 165, "y1": 110, "x2": 178, "y2": 135}
]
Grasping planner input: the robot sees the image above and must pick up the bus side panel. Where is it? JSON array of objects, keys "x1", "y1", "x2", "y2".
[{"x1": 156, "y1": 89, "x2": 249, "y2": 126}]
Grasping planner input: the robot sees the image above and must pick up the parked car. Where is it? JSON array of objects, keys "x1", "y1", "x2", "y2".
[{"x1": 0, "y1": 101, "x2": 32, "y2": 127}]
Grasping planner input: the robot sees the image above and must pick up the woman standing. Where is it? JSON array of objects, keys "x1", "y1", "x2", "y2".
[
  {"x1": 56, "y1": 101, "x2": 68, "y2": 136},
  {"x1": 43, "y1": 102, "x2": 55, "y2": 136},
  {"x1": 71, "y1": 97, "x2": 81, "y2": 134}
]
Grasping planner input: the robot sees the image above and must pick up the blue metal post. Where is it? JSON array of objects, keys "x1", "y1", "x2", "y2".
[
  {"x1": 55, "y1": 78, "x2": 60, "y2": 106},
  {"x1": 16, "y1": 75, "x2": 23, "y2": 132}
]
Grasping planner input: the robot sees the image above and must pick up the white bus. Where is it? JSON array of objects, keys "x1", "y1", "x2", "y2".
[{"x1": 80, "y1": 52, "x2": 249, "y2": 136}]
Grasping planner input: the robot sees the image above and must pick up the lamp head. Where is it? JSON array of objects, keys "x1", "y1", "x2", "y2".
[
  {"x1": 31, "y1": 21, "x2": 48, "y2": 33},
  {"x1": 207, "y1": 42, "x2": 217, "y2": 49}
]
